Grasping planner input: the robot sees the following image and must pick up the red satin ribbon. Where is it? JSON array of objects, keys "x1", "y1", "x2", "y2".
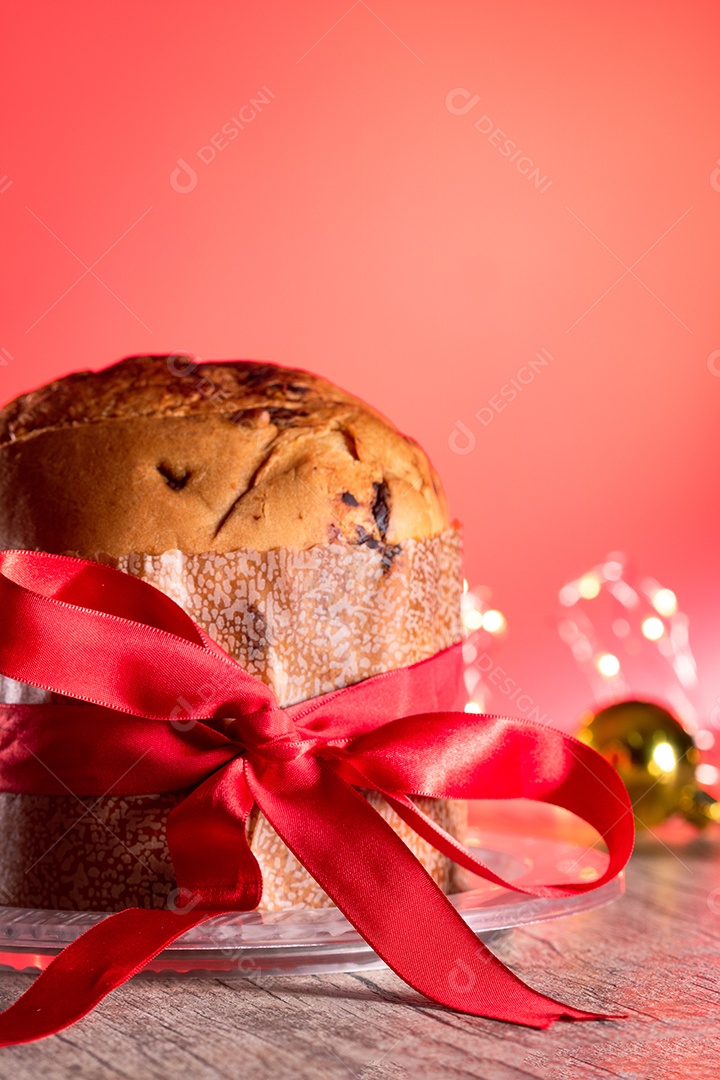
[{"x1": 0, "y1": 549, "x2": 634, "y2": 1045}]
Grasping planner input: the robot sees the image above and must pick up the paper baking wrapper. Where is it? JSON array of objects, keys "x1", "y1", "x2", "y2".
[{"x1": 0, "y1": 527, "x2": 467, "y2": 911}]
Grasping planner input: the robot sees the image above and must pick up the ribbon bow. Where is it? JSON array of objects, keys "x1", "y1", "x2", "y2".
[{"x1": 0, "y1": 550, "x2": 634, "y2": 1046}]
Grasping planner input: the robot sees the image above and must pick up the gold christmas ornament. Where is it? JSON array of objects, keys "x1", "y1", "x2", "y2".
[{"x1": 577, "y1": 700, "x2": 719, "y2": 829}]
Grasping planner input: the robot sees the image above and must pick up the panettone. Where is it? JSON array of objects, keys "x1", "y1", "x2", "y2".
[{"x1": 0, "y1": 356, "x2": 466, "y2": 911}]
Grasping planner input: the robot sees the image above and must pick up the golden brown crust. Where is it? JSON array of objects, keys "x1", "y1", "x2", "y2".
[
  {"x1": 0, "y1": 356, "x2": 449, "y2": 554},
  {"x1": 0, "y1": 356, "x2": 366, "y2": 442}
]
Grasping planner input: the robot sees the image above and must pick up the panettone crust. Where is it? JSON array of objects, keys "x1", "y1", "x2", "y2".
[{"x1": 0, "y1": 356, "x2": 449, "y2": 555}]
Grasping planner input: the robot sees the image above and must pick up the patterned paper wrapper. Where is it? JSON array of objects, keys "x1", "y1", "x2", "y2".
[{"x1": 0, "y1": 526, "x2": 467, "y2": 912}]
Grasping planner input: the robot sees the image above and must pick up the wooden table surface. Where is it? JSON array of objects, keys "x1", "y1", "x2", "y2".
[{"x1": 1, "y1": 833, "x2": 718, "y2": 1080}]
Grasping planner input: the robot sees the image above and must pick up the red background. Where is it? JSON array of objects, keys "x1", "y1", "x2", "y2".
[{"x1": 1, "y1": 0, "x2": 718, "y2": 732}]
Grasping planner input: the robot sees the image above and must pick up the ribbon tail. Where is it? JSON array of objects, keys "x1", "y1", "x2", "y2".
[
  {"x1": 246, "y1": 755, "x2": 624, "y2": 1029},
  {"x1": 167, "y1": 758, "x2": 263, "y2": 910},
  {"x1": 0, "y1": 907, "x2": 216, "y2": 1048}
]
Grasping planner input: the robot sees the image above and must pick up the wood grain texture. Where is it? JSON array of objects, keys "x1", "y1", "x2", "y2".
[{"x1": 1, "y1": 837, "x2": 719, "y2": 1079}]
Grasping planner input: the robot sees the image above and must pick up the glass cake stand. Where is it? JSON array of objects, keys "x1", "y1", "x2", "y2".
[{"x1": 0, "y1": 822, "x2": 623, "y2": 977}]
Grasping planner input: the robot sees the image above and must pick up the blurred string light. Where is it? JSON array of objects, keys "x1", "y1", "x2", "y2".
[
  {"x1": 461, "y1": 580, "x2": 507, "y2": 714},
  {"x1": 461, "y1": 581, "x2": 507, "y2": 640},
  {"x1": 557, "y1": 551, "x2": 699, "y2": 729},
  {"x1": 596, "y1": 653, "x2": 620, "y2": 678},
  {"x1": 641, "y1": 616, "x2": 664, "y2": 642}
]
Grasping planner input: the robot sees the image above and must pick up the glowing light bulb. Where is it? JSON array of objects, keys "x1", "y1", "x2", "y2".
[
  {"x1": 578, "y1": 573, "x2": 601, "y2": 600},
  {"x1": 596, "y1": 653, "x2": 620, "y2": 677},
  {"x1": 482, "y1": 609, "x2": 506, "y2": 634},
  {"x1": 463, "y1": 609, "x2": 484, "y2": 632},
  {"x1": 641, "y1": 616, "x2": 664, "y2": 641},
  {"x1": 652, "y1": 588, "x2": 677, "y2": 617},
  {"x1": 464, "y1": 701, "x2": 482, "y2": 714}
]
